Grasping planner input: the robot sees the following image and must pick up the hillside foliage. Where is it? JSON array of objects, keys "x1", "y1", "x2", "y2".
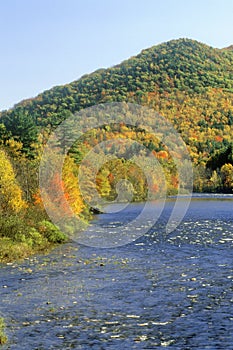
[{"x1": 0, "y1": 38, "x2": 233, "y2": 260}]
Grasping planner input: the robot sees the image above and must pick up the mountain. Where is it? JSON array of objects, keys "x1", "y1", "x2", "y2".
[
  {"x1": 1, "y1": 38, "x2": 233, "y2": 191},
  {"x1": 1, "y1": 38, "x2": 233, "y2": 124}
]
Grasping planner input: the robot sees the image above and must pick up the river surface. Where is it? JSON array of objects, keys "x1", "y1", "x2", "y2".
[{"x1": 0, "y1": 195, "x2": 233, "y2": 349}]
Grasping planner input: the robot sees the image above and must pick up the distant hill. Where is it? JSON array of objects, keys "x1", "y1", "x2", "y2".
[{"x1": 1, "y1": 38, "x2": 233, "y2": 191}]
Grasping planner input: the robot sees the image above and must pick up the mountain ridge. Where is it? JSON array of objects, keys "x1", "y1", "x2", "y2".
[{"x1": 2, "y1": 38, "x2": 233, "y2": 116}]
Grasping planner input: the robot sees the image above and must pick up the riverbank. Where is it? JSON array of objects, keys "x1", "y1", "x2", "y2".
[
  {"x1": 0, "y1": 205, "x2": 93, "y2": 264},
  {"x1": 0, "y1": 214, "x2": 68, "y2": 264},
  {"x1": 0, "y1": 237, "x2": 64, "y2": 264},
  {"x1": 1, "y1": 193, "x2": 233, "y2": 263}
]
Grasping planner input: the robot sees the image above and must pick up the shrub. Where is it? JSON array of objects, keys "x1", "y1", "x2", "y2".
[
  {"x1": 0, "y1": 214, "x2": 29, "y2": 241},
  {"x1": 27, "y1": 228, "x2": 47, "y2": 247},
  {"x1": 37, "y1": 220, "x2": 67, "y2": 243}
]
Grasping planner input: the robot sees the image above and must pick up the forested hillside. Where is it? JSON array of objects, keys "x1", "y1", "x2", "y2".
[{"x1": 0, "y1": 38, "x2": 233, "y2": 260}]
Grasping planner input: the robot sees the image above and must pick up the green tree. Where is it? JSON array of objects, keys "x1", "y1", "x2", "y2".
[{"x1": 2, "y1": 109, "x2": 38, "y2": 157}]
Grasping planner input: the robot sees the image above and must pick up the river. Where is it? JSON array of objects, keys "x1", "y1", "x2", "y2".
[{"x1": 0, "y1": 195, "x2": 233, "y2": 349}]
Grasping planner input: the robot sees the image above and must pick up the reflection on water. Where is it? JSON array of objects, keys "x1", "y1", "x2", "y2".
[{"x1": 0, "y1": 196, "x2": 233, "y2": 349}]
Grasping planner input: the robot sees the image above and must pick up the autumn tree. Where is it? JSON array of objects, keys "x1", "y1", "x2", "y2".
[
  {"x1": 0, "y1": 149, "x2": 27, "y2": 214},
  {"x1": 220, "y1": 163, "x2": 233, "y2": 192}
]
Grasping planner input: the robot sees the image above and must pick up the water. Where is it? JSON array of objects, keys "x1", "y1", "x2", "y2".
[{"x1": 0, "y1": 196, "x2": 233, "y2": 349}]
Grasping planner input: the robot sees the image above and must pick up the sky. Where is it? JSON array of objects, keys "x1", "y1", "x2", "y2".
[{"x1": 1, "y1": 0, "x2": 233, "y2": 111}]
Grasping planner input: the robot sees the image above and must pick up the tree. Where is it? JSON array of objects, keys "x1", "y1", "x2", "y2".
[
  {"x1": 220, "y1": 163, "x2": 233, "y2": 192},
  {"x1": 62, "y1": 156, "x2": 84, "y2": 215},
  {"x1": 2, "y1": 109, "x2": 38, "y2": 157},
  {"x1": 0, "y1": 149, "x2": 27, "y2": 214},
  {"x1": 207, "y1": 144, "x2": 233, "y2": 170},
  {"x1": 209, "y1": 170, "x2": 222, "y2": 192}
]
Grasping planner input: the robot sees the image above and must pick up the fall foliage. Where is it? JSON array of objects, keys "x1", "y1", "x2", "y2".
[
  {"x1": 1, "y1": 38, "x2": 233, "y2": 261},
  {"x1": 0, "y1": 149, "x2": 27, "y2": 213}
]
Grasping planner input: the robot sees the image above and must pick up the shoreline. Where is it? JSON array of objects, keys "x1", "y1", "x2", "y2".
[{"x1": 1, "y1": 192, "x2": 233, "y2": 264}]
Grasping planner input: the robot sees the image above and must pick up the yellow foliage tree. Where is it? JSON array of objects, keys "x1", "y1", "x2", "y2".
[
  {"x1": 0, "y1": 149, "x2": 27, "y2": 213},
  {"x1": 62, "y1": 156, "x2": 84, "y2": 216},
  {"x1": 220, "y1": 163, "x2": 233, "y2": 191}
]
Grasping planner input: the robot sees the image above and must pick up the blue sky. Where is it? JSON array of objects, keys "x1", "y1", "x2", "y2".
[{"x1": 1, "y1": 0, "x2": 233, "y2": 111}]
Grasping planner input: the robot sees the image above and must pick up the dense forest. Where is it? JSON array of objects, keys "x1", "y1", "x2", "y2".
[{"x1": 0, "y1": 38, "x2": 233, "y2": 261}]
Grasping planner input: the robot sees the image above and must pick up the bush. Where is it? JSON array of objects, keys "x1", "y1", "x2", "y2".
[
  {"x1": 0, "y1": 214, "x2": 25, "y2": 240},
  {"x1": 37, "y1": 220, "x2": 67, "y2": 243},
  {"x1": 0, "y1": 215, "x2": 46, "y2": 246},
  {"x1": 0, "y1": 213, "x2": 67, "y2": 262},
  {"x1": 27, "y1": 228, "x2": 47, "y2": 247}
]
